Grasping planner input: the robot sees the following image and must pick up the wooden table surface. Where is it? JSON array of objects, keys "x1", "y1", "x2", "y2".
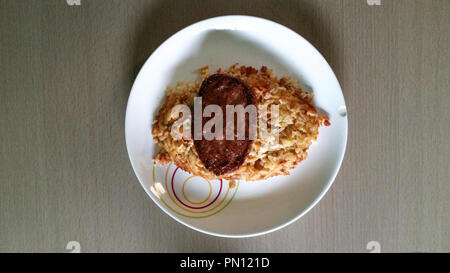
[{"x1": 0, "y1": 0, "x2": 448, "y2": 252}]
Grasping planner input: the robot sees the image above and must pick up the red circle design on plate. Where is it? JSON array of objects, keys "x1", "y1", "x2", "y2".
[{"x1": 171, "y1": 167, "x2": 222, "y2": 209}]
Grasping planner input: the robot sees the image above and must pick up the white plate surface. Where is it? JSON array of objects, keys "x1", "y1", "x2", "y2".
[{"x1": 125, "y1": 15, "x2": 347, "y2": 237}]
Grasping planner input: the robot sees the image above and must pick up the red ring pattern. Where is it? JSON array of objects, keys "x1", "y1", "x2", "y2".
[{"x1": 171, "y1": 167, "x2": 223, "y2": 209}]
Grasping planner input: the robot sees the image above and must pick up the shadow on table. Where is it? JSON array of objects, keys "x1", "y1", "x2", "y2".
[{"x1": 128, "y1": 0, "x2": 340, "y2": 89}]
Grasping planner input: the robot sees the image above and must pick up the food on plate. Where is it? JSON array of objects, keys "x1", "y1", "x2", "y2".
[{"x1": 152, "y1": 64, "x2": 329, "y2": 181}]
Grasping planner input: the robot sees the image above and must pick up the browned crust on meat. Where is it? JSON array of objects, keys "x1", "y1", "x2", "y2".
[{"x1": 194, "y1": 74, "x2": 255, "y2": 176}]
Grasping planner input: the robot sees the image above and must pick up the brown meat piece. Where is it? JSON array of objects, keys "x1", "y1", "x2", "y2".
[{"x1": 194, "y1": 74, "x2": 254, "y2": 176}]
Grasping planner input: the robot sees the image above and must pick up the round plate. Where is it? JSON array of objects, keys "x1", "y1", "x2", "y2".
[{"x1": 125, "y1": 15, "x2": 347, "y2": 238}]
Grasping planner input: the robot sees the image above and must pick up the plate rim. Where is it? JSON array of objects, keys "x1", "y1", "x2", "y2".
[{"x1": 125, "y1": 15, "x2": 348, "y2": 238}]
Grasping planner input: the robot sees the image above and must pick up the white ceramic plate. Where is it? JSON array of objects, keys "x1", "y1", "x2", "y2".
[{"x1": 125, "y1": 15, "x2": 347, "y2": 238}]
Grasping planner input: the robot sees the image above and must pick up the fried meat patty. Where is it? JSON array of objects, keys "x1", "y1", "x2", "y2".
[{"x1": 194, "y1": 74, "x2": 254, "y2": 176}]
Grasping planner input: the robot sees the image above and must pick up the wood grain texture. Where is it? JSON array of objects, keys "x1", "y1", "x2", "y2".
[{"x1": 0, "y1": 0, "x2": 448, "y2": 252}]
